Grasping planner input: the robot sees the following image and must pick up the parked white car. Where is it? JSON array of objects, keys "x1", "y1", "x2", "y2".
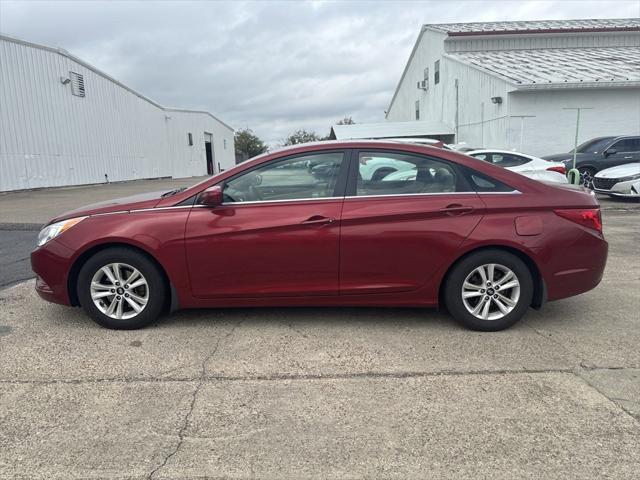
[
  {"x1": 593, "y1": 163, "x2": 640, "y2": 198},
  {"x1": 359, "y1": 140, "x2": 447, "y2": 181},
  {"x1": 467, "y1": 149, "x2": 568, "y2": 184},
  {"x1": 359, "y1": 155, "x2": 417, "y2": 181},
  {"x1": 382, "y1": 166, "x2": 566, "y2": 185}
]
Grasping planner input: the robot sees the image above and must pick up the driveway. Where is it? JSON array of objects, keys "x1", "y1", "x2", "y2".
[{"x1": 0, "y1": 209, "x2": 638, "y2": 479}]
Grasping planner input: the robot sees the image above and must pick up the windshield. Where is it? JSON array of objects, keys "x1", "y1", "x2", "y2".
[{"x1": 574, "y1": 137, "x2": 615, "y2": 154}]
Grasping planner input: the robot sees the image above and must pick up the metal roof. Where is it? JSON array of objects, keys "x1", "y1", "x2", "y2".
[
  {"x1": 427, "y1": 18, "x2": 640, "y2": 36},
  {"x1": 0, "y1": 33, "x2": 234, "y2": 131},
  {"x1": 331, "y1": 121, "x2": 453, "y2": 140},
  {"x1": 447, "y1": 46, "x2": 640, "y2": 88}
]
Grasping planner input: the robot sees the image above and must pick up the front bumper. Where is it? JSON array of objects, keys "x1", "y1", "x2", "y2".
[
  {"x1": 31, "y1": 239, "x2": 76, "y2": 306},
  {"x1": 593, "y1": 178, "x2": 640, "y2": 197}
]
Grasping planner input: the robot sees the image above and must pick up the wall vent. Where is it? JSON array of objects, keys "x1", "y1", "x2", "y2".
[{"x1": 69, "y1": 71, "x2": 85, "y2": 97}]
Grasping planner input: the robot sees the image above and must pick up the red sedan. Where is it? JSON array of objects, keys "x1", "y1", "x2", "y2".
[{"x1": 31, "y1": 141, "x2": 607, "y2": 331}]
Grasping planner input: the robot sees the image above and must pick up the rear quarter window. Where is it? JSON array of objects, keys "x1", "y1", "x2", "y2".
[{"x1": 463, "y1": 167, "x2": 515, "y2": 192}]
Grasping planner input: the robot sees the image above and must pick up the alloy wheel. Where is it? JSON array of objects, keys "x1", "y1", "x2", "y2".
[
  {"x1": 580, "y1": 170, "x2": 594, "y2": 189},
  {"x1": 90, "y1": 262, "x2": 149, "y2": 320},
  {"x1": 461, "y1": 263, "x2": 521, "y2": 321}
]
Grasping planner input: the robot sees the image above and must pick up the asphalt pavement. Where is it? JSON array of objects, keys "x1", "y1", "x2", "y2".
[{"x1": 0, "y1": 225, "x2": 38, "y2": 290}]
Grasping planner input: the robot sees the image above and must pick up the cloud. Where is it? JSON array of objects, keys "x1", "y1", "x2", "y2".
[{"x1": 1, "y1": 0, "x2": 638, "y2": 145}]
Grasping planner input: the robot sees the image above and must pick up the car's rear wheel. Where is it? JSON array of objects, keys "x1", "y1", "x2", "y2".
[
  {"x1": 444, "y1": 250, "x2": 533, "y2": 331},
  {"x1": 77, "y1": 247, "x2": 167, "y2": 329},
  {"x1": 578, "y1": 167, "x2": 596, "y2": 189}
]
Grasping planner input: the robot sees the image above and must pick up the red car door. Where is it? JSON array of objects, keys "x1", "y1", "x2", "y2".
[
  {"x1": 339, "y1": 150, "x2": 486, "y2": 295},
  {"x1": 185, "y1": 151, "x2": 347, "y2": 298}
]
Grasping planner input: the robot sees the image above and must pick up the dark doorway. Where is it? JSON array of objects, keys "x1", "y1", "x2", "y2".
[{"x1": 205, "y1": 141, "x2": 214, "y2": 175}]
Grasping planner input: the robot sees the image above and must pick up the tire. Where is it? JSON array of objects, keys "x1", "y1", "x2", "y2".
[
  {"x1": 443, "y1": 249, "x2": 534, "y2": 331},
  {"x1": 77, "y1": 247, "x2": 167, "y2": 329},
  {"x1": 371, "y1": 168, "x2": 396, "y2": 182},
  {"x1": 578, "y1": 167, "x2": 596, "y2": 189}
]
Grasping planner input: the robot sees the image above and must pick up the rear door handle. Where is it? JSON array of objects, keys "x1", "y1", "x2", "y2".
[
  {"x1": 302, "y1": 215, "x2": 335, "y2": 225},
  {"x1": 441, "y1": 204, "x2": 474, "y2": 216}
]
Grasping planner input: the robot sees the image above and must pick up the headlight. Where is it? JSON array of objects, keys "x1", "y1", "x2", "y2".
[
  {"x1": 616, "y1": 173, "x2": 640, "y2": 183},
  {"x1": 37, "y1": 217, "x2": 87, "y2": 247}
]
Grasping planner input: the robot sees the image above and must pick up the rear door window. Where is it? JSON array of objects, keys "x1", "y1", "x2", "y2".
[{"x1": 354, "y1": 151, "x2": 471, "y2": 196}]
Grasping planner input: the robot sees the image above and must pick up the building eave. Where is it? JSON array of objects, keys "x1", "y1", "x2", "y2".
[
  {"x1": 164, "y1": 108, "x2": 234, "y2": 132},
  {"x1": 385, "y1": 26, "x2": 429, "y2": 119},
  {"x1": 512, "y1": 81, "x2": 640, "y2": 91},
  {"x1": 446, "y1": 26, "x2": 640, "y2": 37}
]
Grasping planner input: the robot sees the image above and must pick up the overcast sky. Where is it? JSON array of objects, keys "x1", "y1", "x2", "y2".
[{"x1": 1, "y1": 0, "x2": 638, "y2": 145}]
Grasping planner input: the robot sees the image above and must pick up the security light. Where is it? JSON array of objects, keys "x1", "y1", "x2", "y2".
[{"x1": 491, "y1": 96, "x2": 503, "y2": 104}]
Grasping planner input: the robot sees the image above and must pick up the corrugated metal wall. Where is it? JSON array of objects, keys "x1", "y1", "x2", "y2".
[{"x1": 0, "y1": 36, "x2": 235, "y2": 191}]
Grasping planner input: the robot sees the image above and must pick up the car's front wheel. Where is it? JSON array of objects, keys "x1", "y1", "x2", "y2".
[
  {"x1": 77, "y1": 247, "x2": 167, "y2": 329},
  {"x1": 444, "y1": 250, "x2": 533, "y2": 331}
]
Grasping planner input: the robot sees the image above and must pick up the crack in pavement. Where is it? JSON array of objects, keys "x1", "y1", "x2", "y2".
[
  {"x1": 147, "y1": 317, "x2": 246, "y2": 480},
  {"x1": 2, "y1": 365, "x2": 637, "y2": 386},
  {"x1": 523, "y1": 322, "x2": 640, "y2": 424},
  {"x1": 574, "y1": 372, "x2": 640, "y2": 426}
]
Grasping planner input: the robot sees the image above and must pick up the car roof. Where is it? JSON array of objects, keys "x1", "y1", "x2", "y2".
[{"x1": 587, "y1": 135, "x2": 637, "y2": 142}]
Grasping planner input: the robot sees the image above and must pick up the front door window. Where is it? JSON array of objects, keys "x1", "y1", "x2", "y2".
[{"x1": 223, "y1": 152, "x2": 344, "y2": 203}]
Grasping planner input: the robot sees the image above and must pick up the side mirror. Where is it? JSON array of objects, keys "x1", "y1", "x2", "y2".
[
  {"x1": 199, "y1": 185, "x2": 223, "y2": 207},
  {"x1": 604, "y1": 148, "x2": 617, "y2": 157}
]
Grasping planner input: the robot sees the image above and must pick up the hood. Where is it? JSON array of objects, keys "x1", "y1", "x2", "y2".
[
  {"x1": 541, "y1": 153, "x2": 573, "y2": 162},
  {"x1": 48, "y1": 190, "x2": 168, "y2": 225},
  {"x1": 595, "y1": 162, "x2": 640, "y2": 179}
]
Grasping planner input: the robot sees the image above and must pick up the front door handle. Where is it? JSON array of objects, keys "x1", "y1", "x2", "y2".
[
  {"x1": 441, "y1": 204, "x2": 474, "y2": 216},
  {"x1": 302, "y1": 215, "x2": 335, "y2": 225}
]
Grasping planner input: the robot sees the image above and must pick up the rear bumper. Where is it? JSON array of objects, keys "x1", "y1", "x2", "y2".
[
  {"x1": 540, "y1": 234, "x2": 608, "y2": 302},
  {"x1": 30, "y1": 239, "x2": 75, "y2": 306}
]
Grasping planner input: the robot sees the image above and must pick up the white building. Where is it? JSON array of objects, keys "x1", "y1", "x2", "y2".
[
  {"x1": 385, "y1": 18, "x2": 640, "y2": 156},
  {"x1": 0, "y1": 34, "x2": 235, "y2": 192}
]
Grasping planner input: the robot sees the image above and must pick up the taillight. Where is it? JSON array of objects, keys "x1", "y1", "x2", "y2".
[
  {"x1": 547, "y1": 165, "x2": 566, "y2": 175},
  {"x1": 554, "y1": 208, "x2": 602, "y2": 234}
]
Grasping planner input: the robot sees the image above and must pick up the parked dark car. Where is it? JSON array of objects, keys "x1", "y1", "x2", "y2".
[
  {"x1": 32, "y1": 140, "x2": 607, "y2": 332},
  {"x1": 543, "y1": 136, "x2": 640, "y2": 188}
]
